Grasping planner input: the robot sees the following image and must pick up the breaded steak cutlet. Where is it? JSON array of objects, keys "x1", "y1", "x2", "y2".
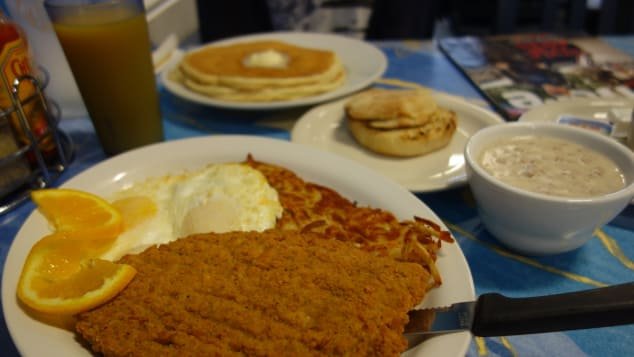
[
  {"x1": 76, "y1": 230, "x2": 427, "y2": 356},
  {"x1": 245, "y1": 155, "x2": 452, "y2": 291}
]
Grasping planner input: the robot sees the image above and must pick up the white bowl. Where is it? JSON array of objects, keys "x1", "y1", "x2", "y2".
[{"x1": 464, "y1": 122, "x2": 634, "y2": 255}]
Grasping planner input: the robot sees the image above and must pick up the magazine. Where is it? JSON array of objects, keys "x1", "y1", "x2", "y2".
[{"x1": 438, "y1": 34, "x2": 634, "y2": 121}]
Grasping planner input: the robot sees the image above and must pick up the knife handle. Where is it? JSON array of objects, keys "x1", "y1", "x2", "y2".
[{"x1": 471, "y1": 282, "x2": 634, "y2": 337}]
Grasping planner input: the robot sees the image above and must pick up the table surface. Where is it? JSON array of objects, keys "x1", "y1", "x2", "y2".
[{"x1": 1, "y1": 36, "x2": 633, "y2": 357}]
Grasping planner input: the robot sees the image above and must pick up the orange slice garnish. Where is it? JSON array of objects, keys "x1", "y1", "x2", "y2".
[
  {"x1": 31, "y1": 188, "x2": 123, "y2": 238},
  {"x1": 18, "y1": 189, "x2": 136, "y2": 315},
  {"x1": 17, "y1": 232, "x2": 136, "y2": 315}
]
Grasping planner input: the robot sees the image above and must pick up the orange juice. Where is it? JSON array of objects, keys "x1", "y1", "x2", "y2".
[{"x1": 51, "y1": 6, "x2": 162, "y2": 155}]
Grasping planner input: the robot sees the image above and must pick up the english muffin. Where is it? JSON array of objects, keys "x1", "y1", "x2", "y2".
[{"x1": 345, "y1": 89, "x2": 457, "y2": 157}]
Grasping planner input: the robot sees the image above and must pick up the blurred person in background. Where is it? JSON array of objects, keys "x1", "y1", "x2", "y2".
[{"x1": 196, "y1": 0, "x2": 440, "y2": 42}]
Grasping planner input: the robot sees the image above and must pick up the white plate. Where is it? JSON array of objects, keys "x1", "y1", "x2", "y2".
[
  {"x1": 291, "y1": 93, "x2": 504, "y2": 192},
  {"x1": 519, "y1": 98, "x2": 634, "y2": 122},
  {"x1": 519, "y1": 98, "x2": 634, "y2": 127},
  {"x1": 2, "y1": 136, "x2": 474, "y2": 357},
  {"x1": 2, "y1": 136, "x2": 475, "y2": 356},
  {"x1": 160, "y1": 32, "x2": 388, "y2": 110}
]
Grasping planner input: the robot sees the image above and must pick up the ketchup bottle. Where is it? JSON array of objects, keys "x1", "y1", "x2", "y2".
[{"x1": 0, "y1": 9, "x2": 55, "y2": 163}]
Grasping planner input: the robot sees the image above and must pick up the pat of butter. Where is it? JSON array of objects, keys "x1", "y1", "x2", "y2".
[{"x1": 243, "y1": 49, "x2": 289, "y2": 69}]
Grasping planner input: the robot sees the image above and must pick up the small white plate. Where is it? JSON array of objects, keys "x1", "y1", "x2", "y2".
[
  {"x1": 160, "y1": 32, "x2": 388, "y2": 110},
  {"x1": 291, "y1": 93, "x2": 504, "y2": 192},
  {"x1": 3, "y1": 135, "x2": 474, "y2": 357},
  {"x1": 519, "y1": 98, "x2": 634, "y2": 127}
]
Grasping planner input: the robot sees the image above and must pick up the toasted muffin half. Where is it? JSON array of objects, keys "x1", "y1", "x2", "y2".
[{"x1": 345, "y1": 88, "x2": 457, "y2": 157}]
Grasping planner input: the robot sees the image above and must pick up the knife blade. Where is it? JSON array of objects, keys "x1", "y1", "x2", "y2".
[{"x1": 405, "y1": 282, "x2": 634, "y2": 338}]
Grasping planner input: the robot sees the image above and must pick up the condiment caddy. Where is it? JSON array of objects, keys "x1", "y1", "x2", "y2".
[
  {"x1": 0, "y1": 72, "x2": 73, "y2": 215},
  {"x1": 0, "y1": 10, "x2": 72, "y2": 215}
]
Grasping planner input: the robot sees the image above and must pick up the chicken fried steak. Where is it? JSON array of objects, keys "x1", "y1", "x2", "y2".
[{"x1": 76, "y1": 230, "x2": 427, "y2": 356}]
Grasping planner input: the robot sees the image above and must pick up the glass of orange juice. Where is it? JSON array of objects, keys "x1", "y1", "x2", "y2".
[{"x1": 44, "y1": 0, "x2": 163, "y2": 155}]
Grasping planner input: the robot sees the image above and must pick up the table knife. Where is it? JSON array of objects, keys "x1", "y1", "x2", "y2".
[{"x1": 405, "y1": 282, "x2": 634, "y2": 337}]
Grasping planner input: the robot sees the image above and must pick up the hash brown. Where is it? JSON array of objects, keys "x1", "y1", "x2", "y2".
[
  {"x1": 245, "y1": 156, "x2": 452, "y2": 292},
  {"x1": 76, "y1": 230, "x2": 427, "y2": 356}
]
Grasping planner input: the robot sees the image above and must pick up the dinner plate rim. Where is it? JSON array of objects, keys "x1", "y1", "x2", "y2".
[
  {"x1": 291, "y1": 92, "x2": 505, "y2": 192},
  {"x1": 2, "y1": 135, "x2": 475, "y2": 357},
  {"x1": 160, "y1": 31, "x2": 388, "y2": 110}
]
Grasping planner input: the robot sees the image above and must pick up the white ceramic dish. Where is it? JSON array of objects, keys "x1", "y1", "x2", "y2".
[
  {"x1": 160, "y1": 32, "x2": 388, "y2": 110},
  {"x1": 521, "y1": 98, "x2": 634, "y2": 206},
  {"x1": 519, "y1": 98, "x2": 634, "y2": 123},
  {"x1": 291, "y1": 92, "x2": 504, "y2": 192},
  {"x1": 465, "y1": 122, "x2": 634, "y2": 255},
  {"x1": 2, "y1": 135, "x2": 474, "y2": 357},
  {"x1": 519, "y1": 98, "x2": 634, "y2": 137}
]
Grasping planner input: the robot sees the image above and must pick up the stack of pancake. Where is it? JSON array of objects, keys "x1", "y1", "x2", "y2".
[{"x1": 173, "y1": 40, "x2": 346, "y2": 102}]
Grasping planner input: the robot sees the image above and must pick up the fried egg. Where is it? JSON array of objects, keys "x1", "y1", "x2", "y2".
[{"x1": 101, "y1": 163, "x2": 283, "y2": 261}]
